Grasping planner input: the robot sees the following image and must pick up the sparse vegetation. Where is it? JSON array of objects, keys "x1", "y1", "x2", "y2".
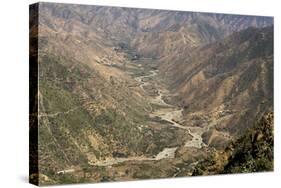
[{"x1": 31, "y1": 3, "x2": 273, "y2": 185}]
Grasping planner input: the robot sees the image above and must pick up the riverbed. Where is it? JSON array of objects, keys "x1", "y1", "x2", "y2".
[{"x1": 90, "y1": 64, "x2": 206, "y2": 167}]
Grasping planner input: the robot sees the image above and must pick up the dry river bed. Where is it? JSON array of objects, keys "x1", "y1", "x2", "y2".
[{"x1": 88, "y1": 67, "x2": 211, "y2": 167}]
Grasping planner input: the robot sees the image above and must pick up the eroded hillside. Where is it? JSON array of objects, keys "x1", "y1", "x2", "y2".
[{"x1": 159, "y1": 26, "x2": 273, "y2": 138}]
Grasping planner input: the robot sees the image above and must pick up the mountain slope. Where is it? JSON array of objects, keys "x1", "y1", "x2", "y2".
[
  {"x1": 191, "y1": 111, "x2": 273, "y2": 175},
  {"x1": 223, "y1": 111, "x2": 273, "y2": 173},
  {"x1": 159, "y1": 26, "x2": 273, "y2": 139}
]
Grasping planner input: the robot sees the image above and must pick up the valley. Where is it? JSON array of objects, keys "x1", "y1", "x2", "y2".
[
  {"x1": 30, "y1": 2, "x2": 274, "y2": 185},
  {"x1": 86, "y1": 59, "x2": 207, "y2": 168}
]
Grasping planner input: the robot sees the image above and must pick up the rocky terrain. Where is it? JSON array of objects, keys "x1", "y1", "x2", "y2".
[
  {"x1": 29, "y1": 2, "x2": 273, "y2": 186},
  {"x1": 191, "y1": 111, "x2": 273, "y2": 175}
]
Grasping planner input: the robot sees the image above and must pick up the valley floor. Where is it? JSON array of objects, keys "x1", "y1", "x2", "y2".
[{"x1": 52, "y1": 59, "x2": 234, "y2": 182}]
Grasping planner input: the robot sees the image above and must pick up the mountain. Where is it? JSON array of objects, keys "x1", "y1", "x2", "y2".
[
  {"x1": 30, "y1": 2, "x2": 273, "y2": 186},
  {"x1": 39, "y1": 2, "x2": 272, "y2": 59},
  {"x1": 160, "y1": 26, "x2": 273, "y2": 137}
]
